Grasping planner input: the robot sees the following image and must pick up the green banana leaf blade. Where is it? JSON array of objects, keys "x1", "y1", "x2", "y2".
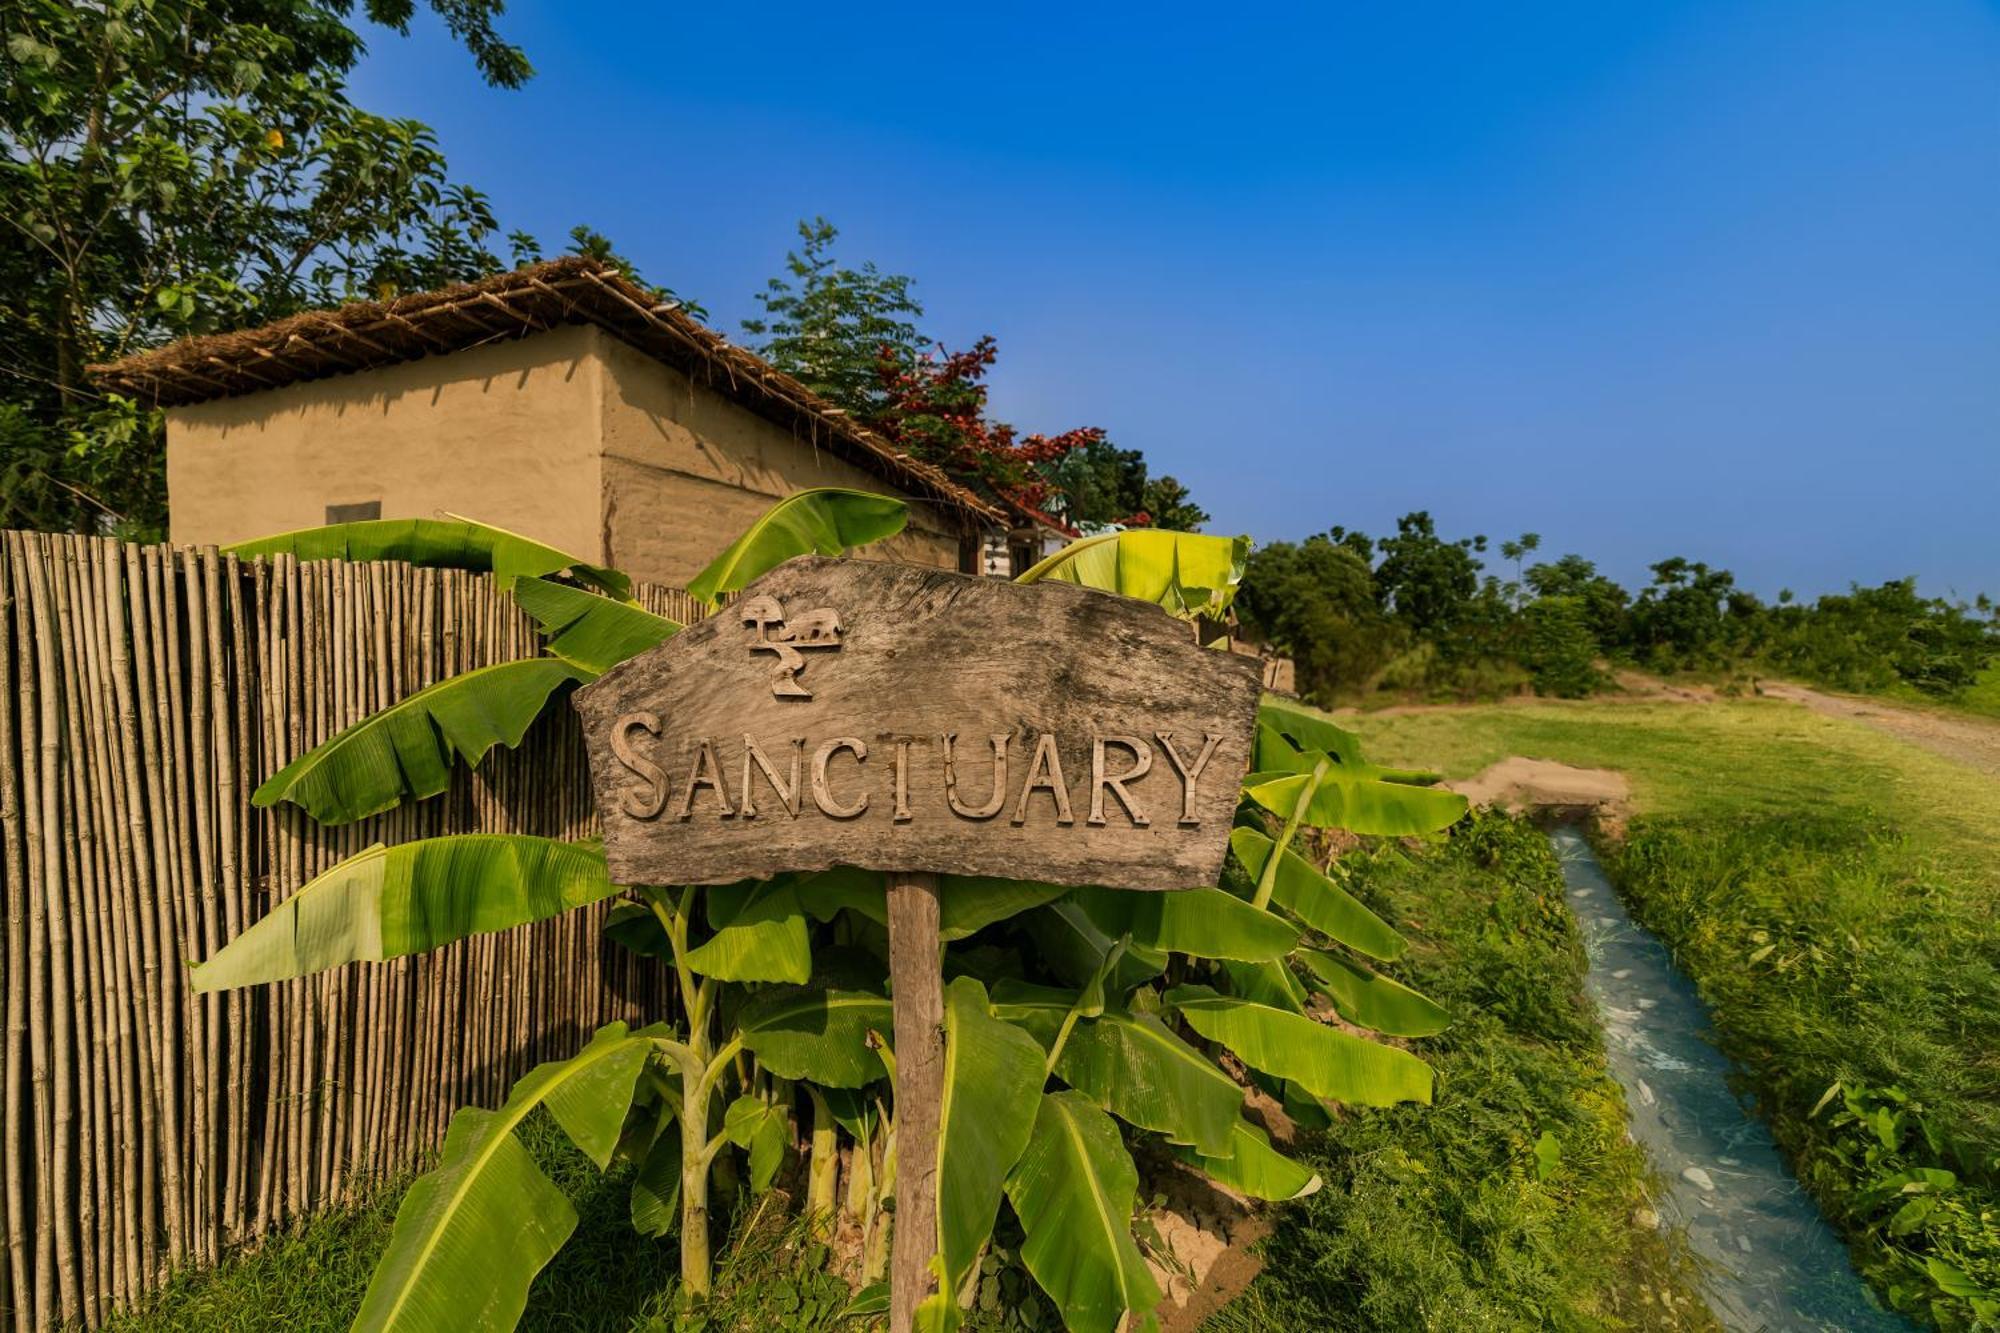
[
  {"x1": 252, "y1": 657, "x2": 588, "y2": 824},
  {"x1": 920, "y1": 978, "x2": 1046, "y2": 1331},
  {"x1": 990, "y1": 983, "x2": 1243, "y2": 1159},
  {"x1": 1166, "y1": 984, "x2": 1433, "y2": 1108},
  {"x1": 1174, "y1": 1120, "x2": 1323, "y2": 1201},
  {"x1": 1004, "y1": 1091, "x2": 1162, "y2": 1333},
  {"x1": 795, "y1": 869, "x2": 1071, "y2": 942},
  {"x1": 1228, "y1": 827, "x2": 1407, "y2": 961},
  {"x1": 686, "y1": 488, "x2": 908, "y2": 607},
  {"x1": 1015, "y1": 529, "x2": 1250, "y2": 621},
  {"x1": 510, "y1": 577, "x2": 677, "y2": 675},
  {"x1": 191, "y1": 835, "x2": 613, "y2": 992},
  {"x1": 684, "y1": 879, "x2": 812, "y2": 984},
  {"x1": 1069, "y1": 885, "x2": 1299, "y2": 962},
  {"x1": 351, "y1": 1022, "x2": 655, "y2": 1332},
  {"x1": 738, "y1": 988, "x2": 895, "y2": 1088},
  {"x1": 1243, "y1": 767, "x2": 1467, "y2": 838},
  {"x1": 226, "y1": 515, "x2": 628, "y2": 598},
  {"x1": 1296, "y1": 948, "x2": 1451, "y2": 1038}
]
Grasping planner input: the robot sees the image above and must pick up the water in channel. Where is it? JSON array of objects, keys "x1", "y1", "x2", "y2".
[{"x1": 1546, "y1": 826, "x2": 1907, "y2": 1333}]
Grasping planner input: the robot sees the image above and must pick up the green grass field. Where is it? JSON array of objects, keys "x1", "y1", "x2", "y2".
[{"x1": 1350, "y1": 698, "x2": 2000, "y2": 1328}]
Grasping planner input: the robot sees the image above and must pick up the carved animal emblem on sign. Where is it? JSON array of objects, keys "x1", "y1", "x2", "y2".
[{"x1": 740, "y1": 594, "x2": 843, "y2": 698}]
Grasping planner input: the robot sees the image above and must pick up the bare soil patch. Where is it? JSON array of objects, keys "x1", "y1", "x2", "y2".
[
  {"x1": 1446, "y1": 757, "x2": 1632, "y2": 830},
  {"x1": 1758, "y1": 681, "x2": 2000, "y2": 779}
]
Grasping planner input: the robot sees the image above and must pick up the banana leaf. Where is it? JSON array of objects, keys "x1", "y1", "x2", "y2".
[
  {"x1": 1229, "y1": 827, "x2": 1407, "y2": 961},
  {"x1": 1166, "y1": 984, "x2": 1433, "y2": 1108},
  {"x1": 351, "y1": 1022, "x2": 656, "y2": 1331},
  {"x1": 1243, "y1": 766, "x2": 1467, "y2": 838},
  {"x1": 987, "y1": 982, "x2": 1241, "y2": 1157},
  {"x1": 1297, "y1": 948, "x2": 1450, "y2": 1037},
  {"x1": 226, "y1": 515, "x2": 628, "y2": 597},
  {"x1": 1174, "y1": 1120, "x2": 1322, "y2": 1201},
  {"x1": 722, "y1": 1095, "x2": 788, "y2": 1192},
  {"x1": 1252, "y1": 714, "x2": 1440, "y2": 787},
  {"x1": 629, "y1": 1102, "x2": 682, "y2": 1238},
  {"x1": 738, "y1": 987, "x2": 895, "y2": 1088},
  {"x1": 1220, "y1": 958, "x2": 1311, "y2": 1014},
  {"x1": 686, "y1": 488, "x2": 908, "y2": 607},
  {"x1": 918, "y1": 978, "x2": 1045, "y2": 1332},
  {"x1": 252, "y1": 657, "x2": 587, "y2": 824},
  {"x1": 191, "y1": 835, "x2": 613, "y2": 992},
  {"x1": 1023, "y1": 900, "x2": 1167, "y2": 993},
  {"x1": 511, "y1": 576, "x2": 677, "y2": 674},
  {"x1": 684, "y1": 879, "x2": 812, "y2": 984},
  {"x1": 1004, "y1": 1091, "x2": 1162, "y2": 1333},
  {"x1": 1069, "y1": 885, "x2": 1299, "y2": 962},
  {"x1": 795, "y1": 869, "x2": 1070, "y2": 942},
  {"x1": 1015, "y1": 529, "x2": 1250, "y2": 621}
]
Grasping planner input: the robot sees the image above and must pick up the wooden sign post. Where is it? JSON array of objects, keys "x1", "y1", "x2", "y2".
[{"x1": 575, "y1": 556, "x2": 1261, "y2": 1329}]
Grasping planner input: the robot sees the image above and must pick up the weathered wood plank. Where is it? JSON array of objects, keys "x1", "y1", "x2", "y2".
[{"x1": 574, "y1": 557, "x2": 1263, "y2": 893}]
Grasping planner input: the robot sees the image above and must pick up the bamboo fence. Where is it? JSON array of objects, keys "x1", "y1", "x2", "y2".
[{"x1": 0, "y1": 531, "x2": 703, "y2": 1330}]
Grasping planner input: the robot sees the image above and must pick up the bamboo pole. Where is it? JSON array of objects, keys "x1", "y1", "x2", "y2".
[{"x1": 0, "y1": 536, "x2": 29, "y2": 1333}]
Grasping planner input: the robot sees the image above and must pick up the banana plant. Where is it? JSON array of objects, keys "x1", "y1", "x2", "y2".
[
  {"x1": 201, "y1": 508, "x2": 1468, "y2": 1333},
  {"x1": 202, "y1": 489, "x2": 928, "y2": 1320}
]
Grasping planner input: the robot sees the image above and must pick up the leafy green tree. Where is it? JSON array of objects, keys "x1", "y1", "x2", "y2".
[
  {"x1": 1139, "y1": 474, "x2": 1209, "y2": 532},
  {"x1": 1041, "y1": 438, "x2": 1149, "y2": 527},
  {"x1": 0, "y1": 0, "x2": 543, "y2": 533},
  {"x1": 1630, "y1": 557, "x2": 1741, "y2": 665},
  {"x1": 1525, "y1": 553, "x2": 1631, "y2": 652},
  {"x1": 1237, "y1": 536, "x2": 1398, "y2": 704},
  {"x1": 1372, "y1": 511, "x2": 1487, "y2": 636},
  {"x1": 742, "y1": 218, "x2": 929, "y2": 417},
  {"x1": 1523, "y1": 596, "x2": 1601, "y2": 698}
]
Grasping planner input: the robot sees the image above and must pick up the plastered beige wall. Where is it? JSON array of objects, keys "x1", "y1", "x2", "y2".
[
  {"x1": 166, "y1": 325, "x2": 607, "y2": 559},
  {"x1": 165, "y1": 323, "x2": 967, "y2": 589},
  {"x1": 594, "y1": 333, "x2": 961, "y2": 586}
]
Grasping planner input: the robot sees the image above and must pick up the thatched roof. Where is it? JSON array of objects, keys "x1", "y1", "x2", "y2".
[{"x1": 88, "y1": 258, "x2": 1004, "y2": 526}]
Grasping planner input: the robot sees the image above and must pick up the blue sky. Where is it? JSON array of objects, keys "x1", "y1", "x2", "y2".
[{"x1": 351, "y1": 1, "x2": 1999, "y2": 600}]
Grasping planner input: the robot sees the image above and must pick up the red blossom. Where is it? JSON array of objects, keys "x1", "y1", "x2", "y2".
[{"x1": 870, "y1": 335, "x2": 1103, "y2": 512}]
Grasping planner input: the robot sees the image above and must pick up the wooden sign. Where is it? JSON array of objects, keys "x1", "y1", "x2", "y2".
[{"x1": 573, "y1": 556, "x2": 1262, "y2": 891}]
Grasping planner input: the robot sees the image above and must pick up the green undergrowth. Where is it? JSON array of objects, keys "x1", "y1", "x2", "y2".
[
  {"x1": 1209, "y1": 814, "x2": 1713, "y2": 1332},
  {"x1": 96, "y1": 1116, "x2": 850, "y2": 1332},
  {"x1": 1605, "y1": 817, "x2": 2000, "y2": 1328}
]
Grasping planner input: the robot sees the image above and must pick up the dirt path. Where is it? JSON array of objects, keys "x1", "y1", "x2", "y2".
[{"x1": 1757, "y1": 682, "x2": 2000, "y2": 779}]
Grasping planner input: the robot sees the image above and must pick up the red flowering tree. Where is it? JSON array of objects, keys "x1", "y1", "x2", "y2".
[{"x1": 871, "y1": 336, "x2": 1104, "y2": 512}]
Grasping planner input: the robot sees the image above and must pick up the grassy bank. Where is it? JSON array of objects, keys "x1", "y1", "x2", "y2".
[
  {"x1": 1213, "y1": 814, "x2": 1712, "y2": 1332},
  {"x1": 1350, "y1": 698, "x2": 2000, "y2": 1328}
]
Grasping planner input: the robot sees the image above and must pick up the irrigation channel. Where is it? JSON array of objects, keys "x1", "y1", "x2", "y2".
[{"x1": 1547, "y1": 826, "x2": 1907, "y2": 1332}]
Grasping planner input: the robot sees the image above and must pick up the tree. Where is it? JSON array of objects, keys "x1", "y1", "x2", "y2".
[
  {"x1": 742, "y1": 218, "x2": 928, "y2": 417},
  {"x1": 1138, "y1": 475, "x2": 1209, "y2": 532},
  {"x1": 1237, "y1": 536, "x2": 1397, "y2": 703},
  {"x1": 1372, "y1": 512, "x2": 1487, "y2": 636},
  {"x1": 1042, "y1": 439, "x2": 1150, "y2": 528},
  {"x1": 0, "y1": 0, "x2": 547, "y2": 534},
  {"x1": 1498, "y1": 532, "x2": 1540, "y2": 575},
  {"x1": 1630, "y1": 557, "x2": 1739, "y2": 664},
  {"x1": 871, "y1": 336, "x2": 1103, "y2": 510},
  {"x1": 1524, "y1": 553, "x2": 1631, "y2": 652}
]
